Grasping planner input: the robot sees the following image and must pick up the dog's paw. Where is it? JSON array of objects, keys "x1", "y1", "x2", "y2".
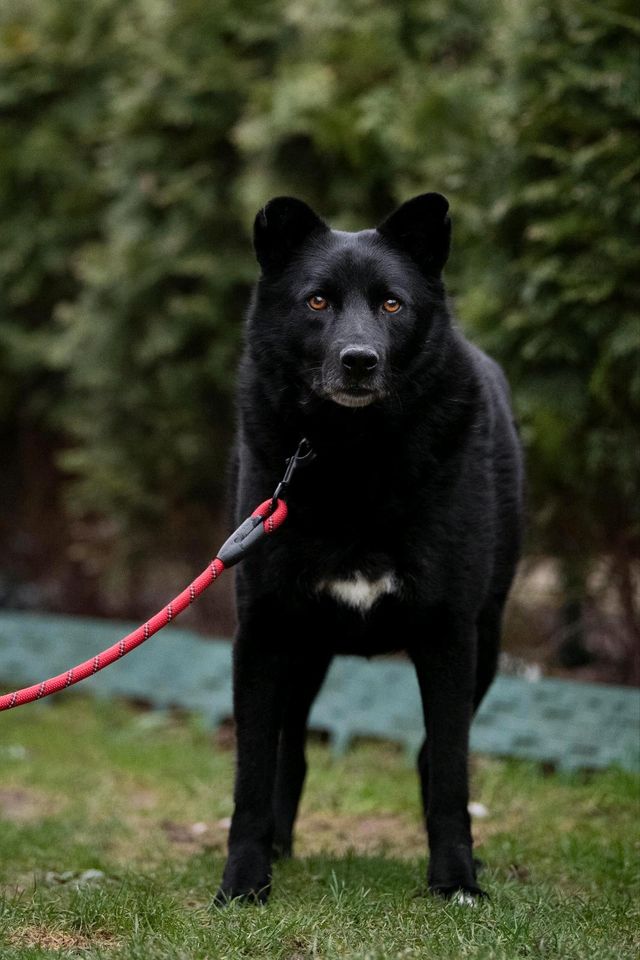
[
  {"x1": 450, "y1": 889, "x2": 483, "y2": 907},
  {"x1": 216, "y1": 846, "x2": 272, "y2": 907},
  {"x1": 430, "y1": 883, "x2": 487, "y2": 905},
  {"x1": 428, "y1": 841, "x2": 484, "y2": 900},
  {"x1": 212, "y1": 882, "x2": 271, "y2": 908}
]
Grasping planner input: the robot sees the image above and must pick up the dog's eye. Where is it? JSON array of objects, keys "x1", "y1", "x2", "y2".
[
  {"x1": 307, "y1": 294, "x2": 329, "y2": 311},
  {"x1": 382, "y1": 298, "x2": 401, "y2": 314}
]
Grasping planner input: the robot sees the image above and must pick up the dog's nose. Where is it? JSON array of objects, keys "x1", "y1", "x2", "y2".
[{"x1": 340, "y1": 346, "x2": 379, "y2": 378}]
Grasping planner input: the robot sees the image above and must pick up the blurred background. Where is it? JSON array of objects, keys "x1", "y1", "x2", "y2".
[{"x1": 0, "y1": 0, "x2": 638, "y2": 685}]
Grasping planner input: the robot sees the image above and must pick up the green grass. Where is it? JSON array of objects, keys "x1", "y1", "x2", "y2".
[{"x1": 0, "y1": 698, "x2": 638, "y2": 959}]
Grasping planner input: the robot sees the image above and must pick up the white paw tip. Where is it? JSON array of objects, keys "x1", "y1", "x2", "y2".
[{"x1": 451, "y1": 891, "x2": 479, "y2": 907}]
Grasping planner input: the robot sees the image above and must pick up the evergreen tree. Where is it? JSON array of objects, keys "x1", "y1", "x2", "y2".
[{"x1": 472, "y1": 0, "x2": 640, "y2": 673}]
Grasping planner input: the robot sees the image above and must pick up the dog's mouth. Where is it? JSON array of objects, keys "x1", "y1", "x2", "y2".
[
  {"x1": 308, "y1": 366, "x2": 385, "y2": 409},
  {"x1": 326, "y1": 387, "x2": 378, "y2": 408}
]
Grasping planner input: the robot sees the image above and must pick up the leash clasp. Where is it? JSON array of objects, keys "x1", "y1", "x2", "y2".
[
  {"x1": 216, "y1": 439, "x2": 314, "y2": 568},
  {"x1": 271, "y1": 437, "x2": 315, "y2": 507},
  {"x1": 216, "y1": 513, "x2": 266, "y2": 568}
]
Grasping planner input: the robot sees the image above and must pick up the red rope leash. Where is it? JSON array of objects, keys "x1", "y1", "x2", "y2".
[{"x1": 0, "y1": 497, "x2": 288, "y2": 712}]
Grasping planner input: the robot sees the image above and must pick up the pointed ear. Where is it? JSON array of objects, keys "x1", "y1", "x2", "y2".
[
  {"x1": 377, "y1": 193, "x2": 451, "y2": 274},
  {"x1": 253, "y1": 196, "x2": 328, "y2": 274}
]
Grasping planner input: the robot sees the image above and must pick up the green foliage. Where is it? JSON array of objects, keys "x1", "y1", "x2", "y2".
[
  {"x1": 50, "y1": 0, "x2": 284, "y2": 528},
  {"x1": 0, "y1": 0, "x2": 112, "y2": 424},
  {"x1": 0, "y1": 0, "x2": 638, "y2": 626},
  {"x1": 1, "y1": 0, "x2": 496, "y2": 543},
  {"x1": 470, "y1": 0, "x2": 640, "y2": 609}
]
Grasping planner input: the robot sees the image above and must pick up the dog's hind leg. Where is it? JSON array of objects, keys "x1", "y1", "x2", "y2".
[
  {"x1": 474, "y1": 593, "x2": 506, "y2": 711},
  {"x1": 409, "y1": 612, "x2": 482, "y2": 899},
  {"x1": 417, "y1": 594, "x2": 507, "y2": 824},
  {"x1": 417, "y1": 597, "x2": 505, "y2": 833},
  {"x1": 272, "y1": 653, "x2": 332, "y2": 859},
  {"x1": 416, "y1": 737, "x2": 430, "y2": 827}
]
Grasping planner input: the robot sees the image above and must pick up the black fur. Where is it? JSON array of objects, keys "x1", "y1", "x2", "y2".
[{"x1": 216, "y1": 194, "x2": 524, "y2": 905}]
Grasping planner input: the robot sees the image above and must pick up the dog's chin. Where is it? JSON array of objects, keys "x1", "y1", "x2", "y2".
[{"x1": 327, "y1": 390, "x2": 377, "y2": 409}]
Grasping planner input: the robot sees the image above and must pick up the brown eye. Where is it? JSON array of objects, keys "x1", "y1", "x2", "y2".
[
  {"x1": 382, "y1": 298, "x2": 401, "y2": 313},
  {"x1": 307, "y1": 294, "x2": 328, "y2": 311}
]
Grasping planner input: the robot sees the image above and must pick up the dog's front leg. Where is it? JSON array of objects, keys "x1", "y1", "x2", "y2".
[
  {"x1": 215, "y1": 629, "x2": 285, "y2": 905},
  {"x1": 409, "y1": 614, "x2": 483, "y2": 900}
]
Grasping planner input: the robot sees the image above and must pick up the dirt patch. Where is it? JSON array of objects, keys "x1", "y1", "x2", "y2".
[
  {"x1": 214, "y1": 718, "x2": 236, "y2": 751},
  {"x1": 112, "y1": 810, "x2": 424, "y2": 861},
  {"x1": 0, "y1": 787, "x2": 60, "y2": 822},
  {"x1": 128, "y1": 787, "x2": 158, "y2": 811},
  {"x1": 283, "y1": 936, "x2": 313, "y2": 960},
  {"x1": 295, "y1": 812, "x2": 425, "y2": 858},
  {"x1": 8, "y1": 925, "x2": 117, "y2": 950},
  {"x1": 160, "y1": 818, "x2": 227, "y2": 853},
  {"x1": 103, "y1": 813, "x2": 228, "y2": 866}
]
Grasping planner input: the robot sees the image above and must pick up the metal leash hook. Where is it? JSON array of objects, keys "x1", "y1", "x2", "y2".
[
  {"x1": 271, "y1": 437, "x2": 316, "y2": 508},
  {"x1": 213, "y1": 438, "x2": 316, "y2": 569}
]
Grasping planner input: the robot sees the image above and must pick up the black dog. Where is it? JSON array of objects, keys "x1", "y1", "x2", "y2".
[{"x1": 217, "y1": 194, "x2": 523, "y2": 904}]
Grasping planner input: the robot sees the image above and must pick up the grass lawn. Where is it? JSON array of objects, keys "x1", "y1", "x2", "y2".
[{"x1": 0, "y1": 697, "x2": 638, "y2": 959}]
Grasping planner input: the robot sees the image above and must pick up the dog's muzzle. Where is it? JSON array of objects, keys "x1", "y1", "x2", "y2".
[{"x1": 324, "y1": 345, "x2": 383, "y2": 407}]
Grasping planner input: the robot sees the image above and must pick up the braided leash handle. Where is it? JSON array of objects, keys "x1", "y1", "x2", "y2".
[{"x1": 0, "y1": 498, "x2": 288, "y2": 712}]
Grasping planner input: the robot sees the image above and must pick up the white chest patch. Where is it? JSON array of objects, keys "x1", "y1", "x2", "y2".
[{"x1": 316, "y1": 571, "x2": 399, "y2": 613}]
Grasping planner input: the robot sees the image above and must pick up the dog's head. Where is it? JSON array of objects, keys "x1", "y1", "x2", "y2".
[{"x1": 249, "y1": 194, "x2": 452, "y2": 410}]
